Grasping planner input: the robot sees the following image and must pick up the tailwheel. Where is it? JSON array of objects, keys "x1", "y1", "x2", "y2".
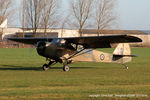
[
  {"x1": 63, "y1": 65, "x2": 70, "y2": 72},
  {"x1": 42, "y1": 64, "x2": 49, "y2": 71},
  {"x1": 122, "y1": 64, "x2": 128, "y2": 69}
]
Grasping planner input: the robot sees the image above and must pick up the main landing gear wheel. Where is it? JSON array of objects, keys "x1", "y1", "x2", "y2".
[
  {"x1": 63, "y1": 65, "x2": 70, "y2": 72},
  {"x1": 42, "y1": 64, "x2": 49, "y2": 71},
  {"x1": 42, "y1": 60, "x2": 55, "y2": 71}
]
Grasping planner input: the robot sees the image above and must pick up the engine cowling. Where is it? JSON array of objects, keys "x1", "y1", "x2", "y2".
[
  {"x1": 36, "y1": 39, "x2": 72, "y2": 61},
  {"x1": 36, "y1": 41, "x2": 46, "y2": 56}
]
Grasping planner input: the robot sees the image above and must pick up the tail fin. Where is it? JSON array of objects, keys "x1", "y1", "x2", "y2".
[
  {"x1": 113, "y1": 43, "x2": 132, "y2": 64},
  {"x1": 113, "y1": 43, "x2": 131, "y2": 56}
]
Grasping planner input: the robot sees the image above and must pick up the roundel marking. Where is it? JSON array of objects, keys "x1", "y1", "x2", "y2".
[{"x1": 100, "y1": 54, "x2": 105, "y2": 61}]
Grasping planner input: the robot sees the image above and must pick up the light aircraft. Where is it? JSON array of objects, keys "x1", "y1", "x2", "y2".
[{"x1": 8, "y1": 35, "x2": 142, "y2": 71}]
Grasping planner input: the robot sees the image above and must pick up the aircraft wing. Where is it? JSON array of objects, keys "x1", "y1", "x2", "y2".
[
  {"x1": 63, "y1": 35, "x2": 142, "y2": 48},
  {"x1": 7, "y1": 37, "x2": 54, "y2": 45},
  {"x1": 8, "y1": 35, "x2": 142, "y2": 48}
]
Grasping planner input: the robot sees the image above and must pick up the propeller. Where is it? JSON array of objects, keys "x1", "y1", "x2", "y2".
[
  {"x1": 28, "y1": 41, "x2": 44, "y2": 54},
  {"x1": 28, "y1": 44, "x2": 38, "y2": 55}
]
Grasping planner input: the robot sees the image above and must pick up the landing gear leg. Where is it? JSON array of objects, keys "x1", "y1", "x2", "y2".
[
  {"x1": 122, "y1": 64, "x2": 128, "y2": 69},
  {"x1": 42, "y1": 61, "x2": 55, "y2": 71}
]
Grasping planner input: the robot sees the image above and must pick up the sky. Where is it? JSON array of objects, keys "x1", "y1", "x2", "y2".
[
  {"x1": 14, "y1": 0, "x2": 150, "y2": 30},
  {"x1": 117, "y1": 0, "x2": 150, "y2": 30}
]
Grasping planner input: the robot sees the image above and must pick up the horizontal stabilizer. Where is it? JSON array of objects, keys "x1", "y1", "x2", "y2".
[{"x1": 113, "y1": 54, "x2": 138, "y2": 57}]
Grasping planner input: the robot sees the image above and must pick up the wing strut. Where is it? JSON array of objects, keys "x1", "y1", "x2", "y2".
[
  {"x1": 71, "y1": 49, "x2": 93, "y2": 58},
  {"x1": 66, "y1": 48, "x2": 85, "y2": 60}
]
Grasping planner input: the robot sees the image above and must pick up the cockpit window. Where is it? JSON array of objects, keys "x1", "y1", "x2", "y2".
[
  {"x1": 51, "y1": 38, "x2": 76, "y2": 50},
  {"x1": 60, "y1": 39, "x2": 66, "y2": 44},
  {"x1": 52, "y1": 39, "x2": 66, "y2": 45}
]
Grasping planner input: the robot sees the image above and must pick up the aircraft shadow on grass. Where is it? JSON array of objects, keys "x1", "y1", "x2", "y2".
[{"x1": 0, "y1": 65, "x2": 94, "y2": 71}]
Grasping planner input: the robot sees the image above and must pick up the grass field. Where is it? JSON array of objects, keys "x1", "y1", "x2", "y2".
[{"x1": 0, "y1": 48, "x2": 150, "y2": 100}]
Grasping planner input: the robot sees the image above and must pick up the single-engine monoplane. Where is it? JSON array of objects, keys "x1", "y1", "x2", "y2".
[{"x1": 8, "y1": 35, "x2": 142, "y2": 71}]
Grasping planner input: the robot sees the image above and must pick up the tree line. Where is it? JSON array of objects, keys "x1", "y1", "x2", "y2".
[{"x1": 0, "y1": 0, "x2": 117, "y2": 37}]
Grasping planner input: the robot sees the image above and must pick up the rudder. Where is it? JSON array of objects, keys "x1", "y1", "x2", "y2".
[
  {"x1": 113, "y1": 43, "x2": 131, "y2": 56},
  {"x1": 113, "y1": 43, "x2": 132, "y2": 64}
]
